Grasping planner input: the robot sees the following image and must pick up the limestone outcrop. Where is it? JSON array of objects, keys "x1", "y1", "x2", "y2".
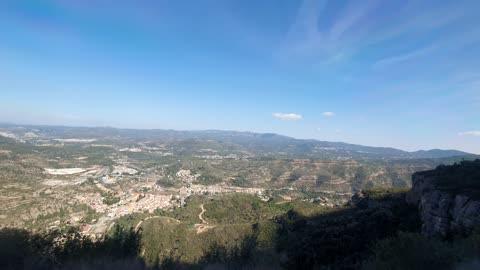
[{"x1": 407, "y1": 160, "x2": 480, "y2": 237}]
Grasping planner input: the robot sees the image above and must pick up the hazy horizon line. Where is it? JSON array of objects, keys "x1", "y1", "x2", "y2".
[{"x1": 0, "y1": 121, "x2": 475, "y2": 155}]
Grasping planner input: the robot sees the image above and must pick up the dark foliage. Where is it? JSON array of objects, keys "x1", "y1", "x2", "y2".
[
  {"x1": 363, "y1": 229, "x2": 480, "y2": 270},
  {"x1": 276, "y1": 191, "x2": 421, "y2": 269},
  {"x1": 0, "y1": 225, "x2": 142, "y2": 270},
  {"x1": 426, "y1": 159, "x2": 480, "y2": 197},
  {"x1": 2, "y1": 186, "x2": 479, "y2": 269}
]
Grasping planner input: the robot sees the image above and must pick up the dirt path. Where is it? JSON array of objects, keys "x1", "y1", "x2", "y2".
[
  {"x1": 275, "y1": 200, "x2": 290, "y2": 205},
  {"x1": 135, "y1": 216, "x2": 180, "y2": 232},
  {"x1": 135, "y1": 216, "x2": 161, "y2": 231},
  {"x1": 198, "y1": 204, "x2": 207, "y2": 224},
  {"x1": 106, "y1": 221, "x2": 116, "y2": 233},
  {"x1": 135, "y1": 220, "x2": 144, "y2": 232}
]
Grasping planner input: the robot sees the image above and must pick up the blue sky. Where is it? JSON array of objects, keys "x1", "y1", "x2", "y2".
[{"x1": 1, "y1": 0, "x2": 479, "y2": 153}]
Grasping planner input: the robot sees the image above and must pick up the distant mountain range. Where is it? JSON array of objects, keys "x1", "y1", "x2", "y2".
[{"x1": 0, "y1": 123, "x2": 474, "y2": 160}]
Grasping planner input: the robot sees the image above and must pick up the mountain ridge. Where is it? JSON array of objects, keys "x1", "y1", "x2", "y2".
[{"x1": 0, "y1": 123, "x2": 473, "y2": 159}]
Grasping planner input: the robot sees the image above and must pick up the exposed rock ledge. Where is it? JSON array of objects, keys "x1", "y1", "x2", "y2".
[{"x1": 407, "y1": 168, "x2": 480, "y2": 237}]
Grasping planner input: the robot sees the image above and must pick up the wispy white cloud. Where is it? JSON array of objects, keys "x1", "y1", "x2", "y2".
[
  {"x1": 458, "y1": 131, "x2": 480, "y2": 136},
  {"x1": 277, "y1": 0, "x2": 471, "y2": 64},
  {"x1": 272, "y1": 113, "x2": 303, "y2": 120},
  {"x1": 328, "y1": 0, "x2": 378, "y2": 41},
  {"x1": 277, "y1": 0, "x2": 380, "y2": 62},
  {"x1": 277, "y1": 0, "x2": 327, "y2": 60},
  {"x1": 322, "y1": 112, "x2": 335, "y2": 117},
  {"x1": 373, "y1": 45, "x2": 437, "y2": 69}
]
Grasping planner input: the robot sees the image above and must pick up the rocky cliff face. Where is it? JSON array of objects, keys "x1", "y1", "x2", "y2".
[{"x1": 407, "y1": 166, "x2": 480, "y2": 237}]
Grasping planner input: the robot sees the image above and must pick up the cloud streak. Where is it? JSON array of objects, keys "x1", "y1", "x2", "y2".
[
  {"x1": 458, "y1": 131, "x2": 480, "y2": 136},
  {"x1": 277, "y1": 0, "x2": 471, "y2": 64},
  {"x1": 272, "y1": 113, "x2": 303, "y2": 120},
  {"x1": 373, "y1": 45, "x2": 437, "y2": 69},
  {"x1": 278, "y1": 0, "x2": 380, "y2": 62},
  {"x1": 322, "y1": 112, "x2": 335, "y2": 117}
]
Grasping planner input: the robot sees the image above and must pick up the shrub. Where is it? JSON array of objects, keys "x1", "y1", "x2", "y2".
[
  {"x1": 364, "y1": 230, "x2": 480, "y2": 270},
  {"x1": 363, "y1": 232, "x2": 452, "y2": 270}
]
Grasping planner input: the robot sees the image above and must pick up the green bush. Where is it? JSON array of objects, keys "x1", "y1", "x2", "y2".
[
  {"x1": 364, "y1": 230, "x2": 480, "y2": 270},
  {"x1": 363, "y1": 232, "x2": 452, "y2": 270},
  {"x1": 197, "y1": 174, "x2": 223, "y2": 185}
]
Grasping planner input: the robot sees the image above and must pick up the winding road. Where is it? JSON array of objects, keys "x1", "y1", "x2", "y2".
[
  {"x1": 132, "y1": 204, "x2": 208, "y2": 234},
  {"x1": 198, "y1": 204, "x2": 207, "y2": 224},
  {"x1": 134, "y1": 216, "x2": 180, "y2": 232},
  {"x1": 134, "y1": 216, "x2": 161, "y2": 231}
]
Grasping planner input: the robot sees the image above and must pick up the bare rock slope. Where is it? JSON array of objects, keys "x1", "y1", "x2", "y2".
[{"x1": 407, "y1": 159, "x2": 480, "y2": 237}]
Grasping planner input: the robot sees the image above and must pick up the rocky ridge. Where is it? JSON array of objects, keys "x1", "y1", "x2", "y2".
[{"x1": 407, "y1": 160, "x2": 480, "y2": 237}]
